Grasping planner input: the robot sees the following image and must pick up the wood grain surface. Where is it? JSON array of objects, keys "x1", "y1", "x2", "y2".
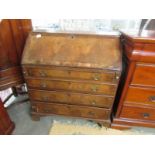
[{"x1": 22, "y1": 32, "x2": 121, "y2": 70}]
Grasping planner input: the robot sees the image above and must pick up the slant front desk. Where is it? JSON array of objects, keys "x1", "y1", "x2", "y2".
[{"x1": 22, "y1": 32, "x2": 122, "y2": 127}]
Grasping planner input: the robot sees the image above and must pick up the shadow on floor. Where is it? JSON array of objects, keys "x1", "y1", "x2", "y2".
[{"x1": 7, "y1": 95, "x2": 155, "y2": 135}]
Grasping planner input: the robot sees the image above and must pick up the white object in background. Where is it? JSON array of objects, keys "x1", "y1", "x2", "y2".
[
  {"x1": 0, "y1": 88, "x2": 16, "y2": 107},
  {"x1": 4, "y1": 95, "x2": 16, "y2": 108},
  {"x1": 32, "y1": 19, "x2": 142, "y2": 33},
  {"x1": 0, "y1": 88, "x2": 12, "y2": 102},
  {"x1": 36, "y1": 33, "x2": 42, "y2": 38}
]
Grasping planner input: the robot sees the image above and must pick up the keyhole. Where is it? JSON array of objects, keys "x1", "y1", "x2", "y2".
[{"x1": 71, "y1": 35, "x2": 75, "y2": 39}]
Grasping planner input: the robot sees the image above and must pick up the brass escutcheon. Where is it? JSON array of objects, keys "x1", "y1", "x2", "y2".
[{"x1": 41, "y1": 82, "x2": 47, "y2": 88}]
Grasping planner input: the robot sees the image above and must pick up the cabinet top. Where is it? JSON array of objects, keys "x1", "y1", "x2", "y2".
[
  {"x1": 120, "y1": 30, "x2": 155, "y2": 43},
  {"x1": 22, "y1": 32, "x2": 122, "y2": 71},
  {"x1": 121, "y1": 30, "x2": 155, "y2": 63}
]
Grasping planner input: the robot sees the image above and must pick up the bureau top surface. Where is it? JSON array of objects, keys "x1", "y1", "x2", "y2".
[
  {"x1": 121, "y1": 30, "x2": 155, "y2": 43},
  {"x1": 22, "y1": 32, "x2": 121, "y2": 70}
]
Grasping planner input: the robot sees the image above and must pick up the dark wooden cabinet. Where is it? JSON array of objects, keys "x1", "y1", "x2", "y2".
[
  {"x1": 22, "y1": 32, "x2": 122, "y2": 127},
  {"x1": 112, "y1": 30, "x2": 155, "y2": 129},
  {"x1": 0, "y1": 19, "x2": 32, "y2": 90},
  {"x1": 0, "y1": 19, "x2": 32, "y2": 134},
  {"x1": 0, "y1": 98, "x2": 15, "y2": 135}
]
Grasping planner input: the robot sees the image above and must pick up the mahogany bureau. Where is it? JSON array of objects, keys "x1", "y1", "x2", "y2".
[
  {"x1": 112, "y1": 30, "x2": 155, "y2": 129},
  {"x1": 21, "y1": 32, "x2": 122, "y2": 127}
]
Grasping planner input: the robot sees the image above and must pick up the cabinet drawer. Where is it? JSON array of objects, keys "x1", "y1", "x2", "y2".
[
  {"x1": 0, "y1": 76, "x2": 24, "y2": 91},
  {"x1": 131, "y1": 64, "x2": 155, "y2": 87},
  {"x1": 0, "y1": 66, "x2": 22, "y2": 80},
  {"x1": 120, "y1": 105, "x2": 155, "y2": 121},
  {"x1": 26, "y1": 78, "x2": 116, "y2": 95},
  {"x1": 29, "y1": 89, "x2": 114, "y2": 108},
  {"x1": 32, "y1": 102, "x2": 111, "y2": 120},
  {"x1": 23, "y1": 66, "x2": 119, "y2": 83},
  {"x1": 125, "y1": 86, "x2": 155, "y2": 106}
]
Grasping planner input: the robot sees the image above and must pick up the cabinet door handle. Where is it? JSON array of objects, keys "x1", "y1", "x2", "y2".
[
  {"x1": 31, "y1": 105, "x2": 36, "y2": 111},
  {"x1": 42, "y1": 96, "x2": 49, "y2": 101},
  {"x1": 91, "y1": 85, "x2": 98, "y2": 92},
  {"x1": 91, "y1": 100, "x2": 96, "y2": 105},
  {"x1": 23, "y1": 71, "x2": 28, "y2": 76},
  {"x1": 149, "y1": 96, "x2": 155, "y2": 102},
  {"x1": 28, "y1": 70, "x2": 33, "y2": 76},
  {"x1": 142, "y1": 113, "x2": 150, "y2": 118},
  {"x1": 41, "y1": 82, "x2": 47, "y2": 88},
  {"x1": 92, "y1": 74, "x2": 100, "y2": 81},
  {"x1": 88, "y1": 111, "x2": 95, "y2": 116},
  {"x1": 40, "y1": 71, "x2": 46, "y2": 77},
  {"x1": 115, "y1": 73, "x2": 119, "y2": 80}
]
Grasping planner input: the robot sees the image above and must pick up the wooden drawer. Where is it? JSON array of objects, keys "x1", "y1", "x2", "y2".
[
  {"x1": 131, "y1": 63, "x2": 155, "y2": 87},
  {"x1": 26, "y1": 78, "x2": 116, "y2": 95},
  {"x1": 120, "y1": 105, "x2": 155, "y2": 121},
  {"x1": 23, "y1": 66, "x2": 119, "y2": 84},
  {"x1": 32, "y1": 102, "x2": 111, "y2": 120},
  {"x1": 125, "y1": 86, "x2": 155, "y2": 106},
  {"x1": 28, "y1": 89, "x2": 114, "y2": 108},
  {"x1": 0, "y1": 66, "x2": 22, "y2": 80},
  {"x1": 0, "y1": 75, "x2": 24, "y2": 91}
]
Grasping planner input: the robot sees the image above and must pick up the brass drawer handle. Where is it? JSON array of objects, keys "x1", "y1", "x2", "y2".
[
  {"x1": 79, "y1": 85, "x2": 83, "y2": 90},
  {"x1": 44, "y1": 109, "x2": 50, "y2": 113},
  {"x1": 91, "y1": 85, "x2": 98, "y2": 92},
  {"x1": 40, "y1": 71, "x2": 46, "y2": 77},
  {"x1": 88, "y1": 111, "x2": 95, "y2": 116},
  {"x1": 92, "y1": 73, "x2": 100, "y2": 81},
  {"x1": 91, "y1": 100, "x2": 96, "y2": 105},
  {"x1": 36, "y1": 108, "x2": 39, "y2": 113},
  {"x1": 31, "y1": 105, "x2": 36, "y2": 111},
  {"x1": 115, "y1": 73, "x2": 119, "y2": 80},
  {"x1": 28, "y1": 70, "x2": 33, "y2": 76},
  {"x1": 23, "y1": 71, "x2": 28, "y2": 76},
  {"x1": 32, "y1": 106, "x2": 38, "y2": 112},
  {"x1": 41, "y1": 82, "x2": 47, "y2": 88},
  {"x1": 42, "y1": 96, "x2": 49, "y2": 101},
  {"x1": 149, "y1": 96, "x2": 155, "y2": 102},
  {"x1": 142, "y1": 113, "x2": 150, "y2": 118}
]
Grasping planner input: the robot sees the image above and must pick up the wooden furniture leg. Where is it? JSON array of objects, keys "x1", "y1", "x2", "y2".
[{"x1": 0, "y1": 98, "x2": 15, "y2": 135}]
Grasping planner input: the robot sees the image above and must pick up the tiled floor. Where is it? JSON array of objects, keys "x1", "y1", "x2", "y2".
[{"x1": 7, "y1": 95, "x2": 155, "y2": 135}]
